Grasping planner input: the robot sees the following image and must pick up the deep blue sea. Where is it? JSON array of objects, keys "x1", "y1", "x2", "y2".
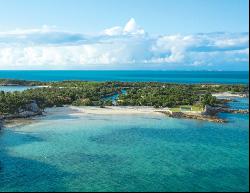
[{"x1": 0, "y1": 71, "x2": 249, "y2": 84}]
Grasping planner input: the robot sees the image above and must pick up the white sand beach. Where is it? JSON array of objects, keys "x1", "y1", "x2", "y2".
[
  {"x1": 212, "y1": 92, "x2": 248, "y2": 98},
  {"x1": 68, "y1": 106, "x2": 169, "y2": 116}
]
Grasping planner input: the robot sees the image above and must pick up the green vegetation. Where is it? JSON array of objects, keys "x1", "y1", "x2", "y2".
[
  {"x1": 118, "y1": 84, "x2": 198, "y2": 107},
  {"x1": 170, "y1": 105, "x2": 203, "y2": 113},
  {"x1": 0, "y1": 79, "x2": 46, "y2": 86},
  {"x1": 201, "y1": 93, "x2": 217, "y2": 107},
  {"x1": 72, "y1": 98, "x2": 93, "y2": 106},
  {"x1": 0, "y1": 81, "x2": 119, "y2": 115},
  {"x1": 116, "y1": 83, "x2": 247, "y2": 108},
  {"x1": 0, "y1": 80, "x2": 248, "y2": 116}
]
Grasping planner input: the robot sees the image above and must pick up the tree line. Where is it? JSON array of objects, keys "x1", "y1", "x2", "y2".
[{"x1": 0, "y1": 80, "x2": 248, "y2": 115}]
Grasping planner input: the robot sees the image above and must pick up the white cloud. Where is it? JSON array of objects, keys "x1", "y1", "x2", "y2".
[
  {"x1": 103, "y1": 18, "x2": 145, "y2": 36},
  {"x1": 0, "y1": 19, "x2": 248, "y2": 70},
  {"x1": 0, "y1": 25, "x2": 56, "y2": 35},
  {"x1": 123, "y1": 18, "x2": 145, "y2": 35},
  {"x1": 103, "y1": 26, "x2": 123, "y2": 36}
]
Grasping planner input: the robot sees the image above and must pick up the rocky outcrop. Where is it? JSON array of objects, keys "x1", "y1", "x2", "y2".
[
  {"x1": 0, "y1": 119, "x2": 3, "y2": 130},
  {"x1": 179, "y1": 113, "x2": 226, "y2": 123},
  {"x1": 238, "y1": 93, "x2": 249, "y2": 98},
  {"x1": 203, "y1": 105, "x2": 249, "y2": 116},
  {"x1": 202, "y1": 105, "x2": 221, "y2": 116},
  {"x1": 159, "y1": 111, "x2": 226, "y2": 123},
  {"x1": 1, "y1": 100, "x2": 43, "y2": 120},
  {"x1": 221, "y1": 109, "x2": 249, "y2": 114},
  {"x1": 180, "y1": 104, "x2": 250, "y2": 123},
  {"x1": 18, "y1": 100, "x2": 42, "y2": 117}
]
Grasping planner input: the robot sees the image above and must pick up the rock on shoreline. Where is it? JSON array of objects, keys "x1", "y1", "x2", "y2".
[
  {"x1": 0, "y1": 100, "x2": 43, "y2": 123},
  {"x1": 161, "y1": 104, "x2": 249, "y2": 123},
  {"x1": 0, "y1": 119, "x2": 3, "y2": 129},
  {"x1": 203, "y1": 105, "x2": 249, "y2": 115},
  {"x1": 0, "y1": 100, "x2": 248, "y2": 128},
  {"x1": 159, "y1": 111, "x2": 226, "y2": 123}
]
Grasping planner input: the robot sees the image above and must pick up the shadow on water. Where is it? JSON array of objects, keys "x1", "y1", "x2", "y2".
[
  {"x1": 29, "y1": 151, "x2": 249, "y2": 192},
  {"x1": 0, "y1": 160, "x2": 2, "y2": 172},
  {"x1": 0, "y1": 129, "x2": 71, "y2": 192},
  {"x1": 0, "y1": 131, "x2": 44, "y2": 147},
  {"x1": 0, "y1": 152, "x2": 72, "y2": 192},
  {"x1": 89, "y1": 126, "x2": 249, "y2": 147},
  {"x1": 112, "y1": 166, "x2": 249, "y2": 192},
  {"x1": 88, "y1": 127, "x2": 249, "y2": 192},
  {"x1": 0, "y1": 109, "x2": 249, "y2": 191}
]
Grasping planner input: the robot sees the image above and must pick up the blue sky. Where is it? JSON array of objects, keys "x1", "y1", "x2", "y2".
[
  {"x1": 0, "y1": 0, "x2": 248, "y2": 34},
  {"x1": 0, "y1": 0, "x2": 249, "y2": 70}
]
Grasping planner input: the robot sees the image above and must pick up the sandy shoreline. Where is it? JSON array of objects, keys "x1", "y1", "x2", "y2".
[
  {"x1": 67, "y1": 106, "x2": 169, "y2": 116},
  {"x1": 212, "y1": 92, "x2": 248, "y2": 98},
  {"x1": 1, "y1": 106, "x2": 169, "y2": 128}
]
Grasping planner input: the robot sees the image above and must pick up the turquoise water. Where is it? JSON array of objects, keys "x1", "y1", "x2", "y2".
[
  {"x1": 0, "y1": 71, "x2": 249, "y2": 84},
  {"x1": 104, "y1": 90, "x2": 127, "y2": 105},
  {"x1": 0, "y1": 86, "x2": 37, "y2": 92},
  {"x1": 0, "y1": 99, "x2": 249, "y2": 192}
]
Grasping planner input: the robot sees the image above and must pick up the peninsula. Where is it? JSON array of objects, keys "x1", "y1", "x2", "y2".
[{"x1": 0, "y1": 79, "x2": 249, "y2": 128}]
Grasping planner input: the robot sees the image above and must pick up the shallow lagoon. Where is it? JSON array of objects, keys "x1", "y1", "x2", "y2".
[
  {"x1": 0, "y1": 86, "x2": 37, "y2": 92},
  {"x1": 0, "y1": 99, "x2": 249, "y2": 192}
]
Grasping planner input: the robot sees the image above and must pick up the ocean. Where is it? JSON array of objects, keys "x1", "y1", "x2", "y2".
[
  {"x1": 0, "y1": 98, "x2": 249, "y2": 192},
  {"x1": 0, "y1": 71, "x2": 249, "y2": 191},
  {"x1": 0, "y1": 71, "x2": 249, "y2": 84}
]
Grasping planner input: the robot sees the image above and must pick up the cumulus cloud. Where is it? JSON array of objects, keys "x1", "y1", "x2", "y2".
[
  {"x1": 0, "y1": 19, "x2": 249, "y2": 70},
  {"x1": 103, "y1": 18, "x2": 145, "y2": 36}
]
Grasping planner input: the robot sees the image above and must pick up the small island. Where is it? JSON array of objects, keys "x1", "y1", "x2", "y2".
[{"x1": 0, "y1": 79, "x2": 249, "y2": 128}]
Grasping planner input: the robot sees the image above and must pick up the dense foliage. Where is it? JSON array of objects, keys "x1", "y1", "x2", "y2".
[
  {"x1": 0, "y1": 81, "x2": 119, "y2": 115},
  {"x1": 116, "y1": 82, "x2": 248, "y2": 108},
  {"x1": 0, "y1": 80, "x2": 248, "y2": 115},
  {"x1": 0, "y1": 79, "x2": 45, "y2": 86}
]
